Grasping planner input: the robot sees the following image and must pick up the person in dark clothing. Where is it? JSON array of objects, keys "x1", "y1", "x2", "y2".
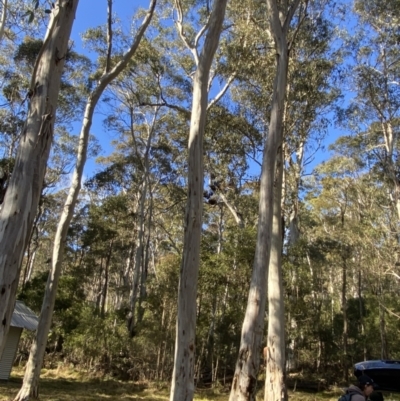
[{"x1": 345, "y1": 375, "x2": 378, "y2": 401}]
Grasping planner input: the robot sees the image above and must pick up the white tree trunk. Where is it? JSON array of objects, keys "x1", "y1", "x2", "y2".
[
  {"x1": 287, "y1": 141, "x2": 304, "y2": 247},
  {"x1": 0, "y1": 0, "x2": 79, "y2": 359},
  {"x1": 128, "y1": 114, "x2": 156, "y2": 335},
  {"x1": 229, "y1": 1, "x2": 300, "y2": 400},
  {"x1": 169, "y1": 0, "x2": 228, "y2": 399},
  {"x1": 14, "y1": 1, "x2": 157, "y2": 398},
  {"x1": 0, "y1": 0, "x2": 7, "y2": 44},
  {"x1": 265, "y1": 147, "x2": 286, "y2": 401}
]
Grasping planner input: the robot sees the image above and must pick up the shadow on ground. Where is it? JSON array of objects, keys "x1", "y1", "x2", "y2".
[
  {"x1": 0, "y1": 375, "x2": 169, "y2": 401},
  {"x1": 3, "y1": 372, "x2": 400, "y2": 401}
]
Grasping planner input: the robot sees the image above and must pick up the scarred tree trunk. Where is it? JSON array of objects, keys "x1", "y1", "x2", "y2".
[
  {"x1": 229, "y1": 1, "x2": 300, "y2": 400},
  {"x1": 14, "y1": 1, "x2": 157, "y2": 398},
  {"x1": 0, "y1": 0, "x2": 79, "y2": 358},
  {"x1": 169, "y1": 0, "x2": 228, "y2": 399}
]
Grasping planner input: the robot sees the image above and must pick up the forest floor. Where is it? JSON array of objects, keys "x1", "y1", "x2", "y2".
[{"x1": 1, "y1": 369, "x2": 400, "y2": 401}]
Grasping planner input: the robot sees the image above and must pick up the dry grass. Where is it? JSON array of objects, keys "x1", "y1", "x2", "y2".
[
  {"x1": 0, "y1": 368, "x2": 231, "y2": 401},
  {"x1": 1, "y1": 369, "x2": 400, "y2": 401},
  {"x1": 0, "y1": 368, "x2": 169, "y2": 401}
]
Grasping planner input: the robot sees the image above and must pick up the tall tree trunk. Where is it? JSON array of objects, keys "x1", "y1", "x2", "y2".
[
  {"x1": 195, "y1": 206, "x2": 223, "y2": 385},
  {"x1": 100, "y1": 241, "x2": 113, "y2": 318},
  {"x1": 229, "y1": 1, "x2": 300, "y2": 400},
  {"x1": 138, "y1": 194, "x2": 154, "y2": 323},
  {"x1": 0, "y1": 0, "x2": 7, "y2": 44},
  {"x1": 287, "y1": 141, "x2": 304, "y2": 247},
  {"x1": 358, "y1": 270, "x2": 366, "y2": 360},
  {"x1": 128, "y1": 113, "x2": 157, "y2": 334},
  {"x1": 156, "y1": 299, "x2": 167, "y2": 380},
  {"x1": 169, "y1": 1, "x2": 228, "y2": 399},
  {"x1": 96, "y1": 258, "x2": 105, "y2": 312},
  {"x1": 378, "y1": 286, "x2": 388, "y2": 359},
  {"x1": 341, "y1": 257, "x2": 348, "y2": 383},
  {"x1": 128, "y1": 181, "x2": 146, "y2": 335},
  {"x1": 14, "y1": 1, "x2": 157, "y2": 398},
  {"x1": 22, "y1": 249, "x2": 36, "y2": 288},
  {"x1": 0, "y1": 0, "x2": 79, "y2": 358},
  {"x1": 265, "y1": 147, "x2": 286, "y2": 401}
]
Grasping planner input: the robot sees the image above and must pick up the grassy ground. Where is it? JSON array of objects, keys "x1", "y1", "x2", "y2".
[
  {"x1": 1, "y1": 369, "x2": 400, "y2": 401},
  {"x1": 2, "y1": 368, "x2": 168, "y2": 401}
]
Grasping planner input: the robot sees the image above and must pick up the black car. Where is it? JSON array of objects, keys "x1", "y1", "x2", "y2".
[{"x1": 354, "y1": 360, "x2": 400, "y2": 393}]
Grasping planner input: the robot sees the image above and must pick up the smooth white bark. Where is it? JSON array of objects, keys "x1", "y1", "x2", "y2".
[
  {"x1": 229, "y1": 1, "x2": 300, "y2": 400},
  {"x1": 265, "y1": 148, "x2": 286, "y2": 401},
  {"x1": 14, "y1": 1, "x2": 157, "y2": 398},
  {"x1": 170, "y1": 1, "x2": 228, "y2": 400},
  {"x1": 0, "y1": 0, "x2": 79, "y2": 359},
  {"x1": 128, "y1": 112, "x2": 158, "y2": 336},
  {"x1": 0, "y1": 0, "x2": 8, "y2": 44}
]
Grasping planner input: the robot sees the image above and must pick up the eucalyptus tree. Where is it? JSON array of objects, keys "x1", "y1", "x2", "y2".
[
  {"x1": 83, "y1": 74, "x2": 188, "y2": 343},
  {"x1": 0, "y1": 25, "x2": 93, "y2": 297},
  {"x1": 0, "y1": 0, "x2": 7, "y2": 43},
  {"x1": 229, "y1": 1, "x2": 305, "y2": 400},
  {"x1": 0, "y1": 0, "x2": 79, "y2": 358},
  {"x1": 270, "y1": 2, "x2": 340, "y2": 378},
  {"x1": 14, "y1": 0, "x2": 158, "y2": 398},
  {"x1": 168, "y1": 0, "x2": 228, "y2": 398},
  {"x1": 308, "y1": 157, "x2": 360, "y2": 380},
  {"x1": 284, "y1": 10, "x2": 339, "y2": 244},
  {"x1": 112, "y1": 1, "x2": 234, "y2": 390},
  {"x1": 13, "y1": 45, "x2": 92, "y2": 285},
  {"x1": 331, "y1": 1, "x2": 400, "y2": 354},
  {"x1": 324, "y1": 135, "x2": 400, "y2": 355},
  {"x1": 100, "y1": 41, "x2": 189, "y2": 335},
  {"x1": 196, "y1": 101, "x2": 263, "y2": 385},
  {"x1": 345, "y1": 0, "x2": 400, "y2": 221},
  {"x1": 20, "y1": 128, "x2": 92, "y2": 290},
  {"x1": 302, "y1": 149, "x2": 399, "y2": 369}
]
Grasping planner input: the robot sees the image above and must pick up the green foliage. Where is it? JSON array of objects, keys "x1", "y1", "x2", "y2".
[
  {"x1": 14, "y1": 38, "x2": 42, "y2": 66},
  {"x1": 18, "y1": 270, "x2": 86, "y2": 336},
  {"x1": 4, "y1": 0, "x2": 400, "y2": 393}
]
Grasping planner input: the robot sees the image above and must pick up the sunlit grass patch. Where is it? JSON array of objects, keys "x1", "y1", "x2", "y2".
[
  {"x1": 0, "y1": 368, "x2": 174, "y2": 401},
  {"x1": 2, "y1": 370, "x2": 400, "y2": 401}
]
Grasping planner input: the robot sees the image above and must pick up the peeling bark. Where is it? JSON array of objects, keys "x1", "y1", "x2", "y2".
[{"x1": 0, "y1": 0, "x2": 79, "y2": 359}]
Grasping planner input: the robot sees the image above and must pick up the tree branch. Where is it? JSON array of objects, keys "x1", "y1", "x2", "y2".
[
  {"x1": 283, "y1": 0, "x2": 302, "y2": 35},
  {"x1": 105, "y1": 0, "x2": 113, "y2": 73},
  {"x1": 98, "y1": 0, "x2": 157, "y2": 91},
  {"x1": 173, "y1": 0, "x2": 199, "y2": 65},
  {"x1": 207, "y1": 72, "x2": 236, "y2": 110},
  {"x1": 218, "y1": 192, "x2": 243, "y2": 226},
  {"x1": 0, "y1": 0, "x2": 7, "y2": 44},
  {"x1": 266, "y1": 0, "x2": 284, "y2": 52},
  {"x1": 288, "y1": 0, "x2": 308, "y2": 51},
  {"x1": 194, "y1": 17, "x2": 210, "y2": 50}
]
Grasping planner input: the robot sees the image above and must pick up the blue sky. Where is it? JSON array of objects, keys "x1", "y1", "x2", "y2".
[
  {"x1": 72, "y1": 0, "x2": 140, "y2": 42},
  {"x1": 67, "y1": 0, "x2": 353, "y2": 180},
  {"x1": 69, "y1": 0, "x2": 144, "y2": 177}
]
